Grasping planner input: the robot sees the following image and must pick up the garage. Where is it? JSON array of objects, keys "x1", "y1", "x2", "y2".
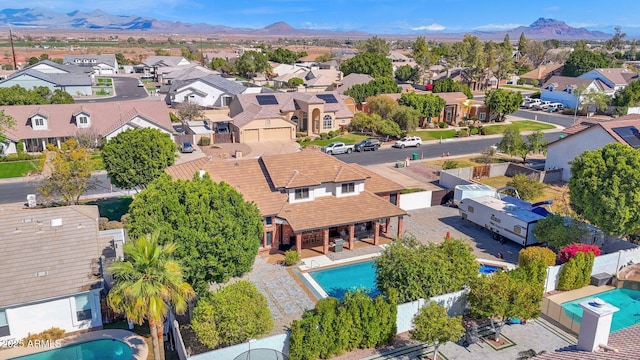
[
  {"x1": 262, "y1": 127, "x2": 292, "y2": 141},
  {"x1": 243, "y1": 129, "x2": 259, "y2": 142}
]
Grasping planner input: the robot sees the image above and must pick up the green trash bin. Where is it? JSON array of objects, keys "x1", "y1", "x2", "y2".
[
  {"x1": 412, "y1": 152, "x2": 419, "y2": 160},
  {"x1": 395, "y1": 162, "x2": 405, "y2": 168}
]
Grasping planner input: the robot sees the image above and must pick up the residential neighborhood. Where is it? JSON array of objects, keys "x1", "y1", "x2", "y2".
[{"x1": 3, "y1": 3, "x2": 640, "y2": 360}]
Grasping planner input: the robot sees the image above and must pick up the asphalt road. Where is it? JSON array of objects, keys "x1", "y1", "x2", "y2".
[
  {"x1": 76, "y1": 76, "x2": 149, "y2": 103},
  {"x1": 514, "y1": 109, "x2": 577, "y2": 128}
]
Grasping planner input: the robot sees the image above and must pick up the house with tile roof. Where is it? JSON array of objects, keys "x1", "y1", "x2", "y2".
[
  {"x1": 136, "y1": 56, "x2": 191, "y2": 79},
  {"x1": 545, "y1": 114, "x2": 640, "y2": 181},
  {"x1": 165, "y1": 74, "x2": 248, "y2": 108},
  {"x1": 579, "y1": 68, "x2": 638, "y2": 94},
  {"x1": 0, "y1": 205, "x2": 105, "y2": 340},
  {"x1": 541, "y1": 76, "x2": 609, "y2": 109},
  {"x1": 228, "y1": 91, "x2": 355, "y2": 142},
  {"x1": 165, "y1": 151, "x2": 406, "y2": 254},
  {"x1": 0, "y1": 100, "x2": 174, "y2": 155},
  {"x1": 519, "y1": 63, "x2": 564, "y2": 85},
  {"x1": 0, "y1": 60, "x2": 92, "y2": 96},
  {"x1": 378, "y1": 92, "x2": 487, "y2": 126},
  {"x1": 335, "y1": 73, "x2": 373, "y2": 94},
  {"x1": 63, "y1": 54, "x2": 119, "y2": 75}
]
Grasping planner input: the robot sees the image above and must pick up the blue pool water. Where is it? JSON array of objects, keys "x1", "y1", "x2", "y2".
[
  {"x1": 11, "y1": 339, "x2": 133, "y2": 360},
  {"x1": 561, "y1": 288, "x2": 640, "y2": 332},
  {"x1": 309, "y1": 260, "x2": 498, "y2": 300}
]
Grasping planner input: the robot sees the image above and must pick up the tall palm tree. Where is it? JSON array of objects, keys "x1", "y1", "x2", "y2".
[{"x1": 108, "y1": 232, "x2": 195, "y2": 360}]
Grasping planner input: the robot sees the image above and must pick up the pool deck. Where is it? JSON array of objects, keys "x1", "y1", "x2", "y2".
[
  {"x1": 0, "y1": 329, "x2": 148, "y2": 360},
  {"x1": 541, "y1": 285, "x2": 615, "y2": 334}
]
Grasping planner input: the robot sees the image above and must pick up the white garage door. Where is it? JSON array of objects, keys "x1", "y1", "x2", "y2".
[
  {"x1": 262, "y1": 127, "x2": 292, "y2": 141},
  {"x1": 243, "y1": 129, "x2": 259, "y2": 142}
]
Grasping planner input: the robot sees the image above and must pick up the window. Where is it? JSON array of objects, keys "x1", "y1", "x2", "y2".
[
  {"x1": 390, "y1": 193, "x2": 398, "y2": 205},
  {"x1": 341, "y1": 182, "x2": 355, "y2": 194},
  {"x1": 34, "y1": 118, "x2": 45, "y2": 127},
  {"x1": 567, "y1": 88, "x2": 573, "y2": 94},
  {"x1": 78, "y1": 116, "x2": 88, "y2": 125},
  {"x1": 265, "y1": 217, "x2": 272, "y2": 225},
  {"x1": 479, "y1": 112, "x2": 486, "y2": 121},
  {"x1": 0, "y1": 310, "x2": 9, "y2": 337},
  {"x1": 294, "y1": 188, "x2": 309, "y2": 200},
  {"x1": 490, "y1": 215, "x2": 502, "y2": 223},
  {"x1": 290, "y1": 115, "x2": 299, "y2": 124},
  {"x1": 467, "y1": 206, "x2": 474, "y2": 213},
  {"x1": 266, "y1": 231, "x2": 273, "y2": 246},
  {"x1": 323, "y1": 115, "x2": 332, "y2": 130},
  {"x1": 75, "y1": 294, "x2": 92, "y2": 321},
  {"x1": 514, "y1": 226, "x2": 522, "y2": 235}
]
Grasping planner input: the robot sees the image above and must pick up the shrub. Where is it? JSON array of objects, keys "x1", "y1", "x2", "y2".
[
  {"x1": 558, "y1": 243, "x2": 601, "y2": 263},
  {"x1": 192, "y1": 281, "x2": 273, "y2": 349},
  {"x1": 517, "y1": 78, "x2": 526, "y2": 85},
  {"x1": 470, "y1": 127, "x2": 479, "y2": 135},
  {"x1": 457, "y1": 129, "x2": 469, "y2": 137},
  {"x1": 296, "y1": 132, "x2": 307, "y2": 138},
  {"x1": 437, "y1": 121, "x2": 447, "y2": 128},
  {"x1": 199, "y1": 137, "x2": 211, "y2": 146},
  {"x1": 284, "y1": 250, "x2": 300, "y2": 266},
  {"x1": 16, "y1": 140, "x2": 25, "y2": 155},
  {"x1": 442, "y1": 160, "x2": 462, "y2": 170},
  {"x1": 169, "y1": 112, "x2": 180, "y2": 122},
  {"x1": 519, "y1": 246, "x2": 556, "y2": 267},
  {"x1": 319, "y1": 132, "x2": 330, "y2": 140},
  {"x1": 22, "y1": 327, "x2": 65, "y2": 344},
  {"x1": 289, "y1": 289, "x2": 397, "y2": 360},
  {"x1": 533, "y1": 215, "x2": 589, "y2": 249},
  {"x1": 557, "y1": 251, "x2": 595, "y2": 291},
  {"x1": 506, "y1": 173, "x2": 544, "y2": 201},
  {"x1": 0, "y1": 153, "x2": 43, "y2": 162}
]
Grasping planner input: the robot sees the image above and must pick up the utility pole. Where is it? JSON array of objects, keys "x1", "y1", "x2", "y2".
[{"x1": 9, "y1": 27, "x2": 17, "y2": 70}]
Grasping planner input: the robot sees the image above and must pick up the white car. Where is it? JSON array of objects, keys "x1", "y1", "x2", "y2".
[
  {"x1": 524, "y1": 99, "x2": 542, "y2": 109},
  {"x1": 532, "y1": 101, "x2": 551, "y2": 111},
  {"x1": 393, "y1": 136, "x2": 422, "y2": 148}
]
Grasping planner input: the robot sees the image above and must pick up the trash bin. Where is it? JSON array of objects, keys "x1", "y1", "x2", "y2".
[
  {"x1": 412, "y1": 152, "x2": 419, "y2": 160},
  {"x1": 395, "y1": 162, "x2": 405, "y2": 168},
  {"x1": 334, "y1": 238, "x2": 345, "y2": 252}
]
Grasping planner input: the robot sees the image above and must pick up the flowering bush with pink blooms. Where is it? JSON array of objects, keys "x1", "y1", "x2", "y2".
[{"x1": 558, "y1": 243, "x2": 601, "y2": 264}]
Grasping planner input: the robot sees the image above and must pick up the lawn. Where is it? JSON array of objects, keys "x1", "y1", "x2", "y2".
[
  {"x1": 299, "y1": 133, "x2": 369, "y2": 147},
  {"x1": 500, "y1": 84, "x2": 538, "y2": 91},
  {"x1": 0, "y1": 159, "x2": 43, "y2": 178},
  {"x1": 424, "y1": 154, "x2": 513, "y2": 168},
  {"x1": 481, "y1": 120, "x2": 556, "y2": 135},
  {"x1": 407, "y1": 129, "x2": 458, "y2": 140},
  {"x1": 91, "y1": 154, "x2": 104, "y2": 170},
  {"x1": 475, "y1": 175, "x2": 571, "y2": 214},
  {"x1": 84, "y1": 196, "x2": 132, "y2": 221}
]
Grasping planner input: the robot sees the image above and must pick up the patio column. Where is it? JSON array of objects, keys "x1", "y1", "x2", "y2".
[
  {"x1": 262, "y1": 227, "x2": 267, "y2": 248},
  {"x1": 397, "y1": 216, "x2": 404, "y2": 238},
  {"x1": 373, "y1": 220, "x2": 380, "y2": 245},
  {"x1": 322, "y1": 228, "x2": 329, "y2": 254},
  {"x1": 296, "y1": 233, "x2": 302, "y2": 254},
  {"x1": 348, "y1": 224, "x2": 355, "y2": 250},
  {"x1": 385, "y1": 218, "x2": 390, "y2": 233}
]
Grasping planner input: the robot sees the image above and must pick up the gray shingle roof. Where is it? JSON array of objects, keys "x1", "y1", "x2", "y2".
[
  {"x1": 2, "y1": 69, "x2": 92, "y2": 87},
  {"x1": 63, "y1": 54, "x2": 117, "y2": 67},
  {"x1": 0, "y1": 205, "x2": 103, "y2": 307}
]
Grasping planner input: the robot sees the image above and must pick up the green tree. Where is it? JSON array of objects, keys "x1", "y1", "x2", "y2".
[
  {"x1": 102, "y1": 128, "x2": 176, "y2": 191},
  {"x1": 398, "y1": 92, "x2": 447, "y2": 124},
  {"x1": 395, "y1": 64, "x2": 419, "y2": 83},
  {"x1": 366, "y1": 95, "x2": 398, "y2": 119},
  {"x1": 497, "y1": 126, "x2": 526, "y2": 158},
  {"x1": 569, "y1": 143, "x2": 640, "y2": 236},
  {"x1": 614, "y1": 79, "x2": 640, "y2": 114},
  {"x1": 432, "y1": 78, "x2": 473, "y2": 98},
  {"x1": 37, "y1": 139, "x2": 94, "y2": 205},
  {"x1": 356, "y1": 36, "x2": 390, "y2": 55},
  {"x1": 236, "y1": 50, "x2": 271, "y2": 78},
  {"x1": 412, "y1": 36, "x2": 433, "y2": 84},
  {"x1": 484, "y1": 88, "x2": 522, "y2": 122},
  {"x1": 533, "y1": 215, "x2": 589, "y2": 249},
  {"x1": 340, "y1": 53, "x2": 393, "y2": 78},
  {"x1": 210, "y1": 57, "x2": 228, "y2": 70},
  {"x1": 287, "y1": 77, "x2": 304, "y2": 88},
  {"x1": 137, "y1": 37, "x2": 147, "y2": 44},
  {"x1": 0, "y1": 109, "x2": 16, "y2": 143},
  {"x1": 375, "y1": 236, "x2": 479, "y2": 303},
  {"x1": 410, "y1": 302, "x2": 465, "y2": 360},
  {"x1": 28, "y1": 56, "x2": 39, "y2": 65},
  {"x1": 267, "y1": 47, "x2": 303, "y2": 64},
  {"x1": 562, "y1": 49, "x2": 609, "y2": 77},
  {"x1": 502, "y1": 34, "x2": 511, "y2": 50},
  {"x1": 518, "y1": 246, "x2": 557, "y2": 267},
  {"x1": 348, "y1": 113, "x2": 402, "y2": 138},
  {"x1": 176, "y1": 101, "x2": 204, "y2": 124},
  {"x1": 461, "y1": 35, "x2": 486, "y2": 90},
  {"x1": 115, "y1": 53, "x2": 129, "y2": 65},
  {"x1": 192, "y1": 281, "x2": 273, "y2": 349},
  {"x1": 391, "y1": 105, "x2": 421, "y2": 131},
  {"x1": 557, "y1": 251, "x2": 595, "y2": 291},
  {"x1": 506, "y1": 174, "x2": 544, "y2": 201},
  {"x1": 108, "y1": 233, "x2": 195, "y2": 360},
  {"x1": 315, "y1": 53, "x2": 331, "y2": 62},
  {"x1": 518, "y1": 32, "x2": 528, "y2": 54},
  {"x1": 49, "y1": 89, "x2": 74, "y2": 104},
  {"x1": 344, "y1": 77, "x2": 400, "y2": 103},
  {"x1": 125, "y1": 174, "x2": 263, "y2": 293},
  {"x1": 606, "y1": 26, "x2": 626, "y2": 51}
]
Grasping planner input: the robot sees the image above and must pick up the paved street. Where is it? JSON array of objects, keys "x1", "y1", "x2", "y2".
[{"x1": 76, "y1": 76, "x2": 150, "y2": 103}]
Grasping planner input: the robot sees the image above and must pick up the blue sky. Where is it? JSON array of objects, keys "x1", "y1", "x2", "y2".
[{"x1": 11, "y1": 0, "x2": 640, "y2": 35}]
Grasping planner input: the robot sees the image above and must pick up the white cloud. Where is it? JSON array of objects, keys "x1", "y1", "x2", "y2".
[
  {"x1": 567, "y1": 22, "x2": 598, "y2": 28},
  {"x1": 474, "y1": 23, "x2": 523, "y2": 31},
  {"x1": 410, "y1": 23, "x2": 445, "y2": 31},
  {"x1": 544, "y1": 6, "x2": 560, "y2": 12}
]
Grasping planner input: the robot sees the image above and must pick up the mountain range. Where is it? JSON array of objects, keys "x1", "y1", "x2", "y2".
[{"x1": 0, "y1": 8, "x2": 611, "y2": 40}]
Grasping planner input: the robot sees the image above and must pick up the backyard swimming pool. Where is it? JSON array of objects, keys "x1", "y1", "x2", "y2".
[
  {"x1": 308, "y1": 259, "x2": 500, "y2": 300},
  {"x1": 11, "y1": 339, "x2": 133, "y2": 360},
  {"x1": 561, "y1": 288, "x2": 640, "y2": 332}
]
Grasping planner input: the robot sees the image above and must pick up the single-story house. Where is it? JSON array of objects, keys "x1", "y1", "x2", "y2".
[
  {"x1": 540, "y1": 76, "x2": 609, "y2": 109},
  {"x1": 0, "y1": 100, "x2": 174, "y2": 155},
  {"x1": 0, "y1": 60, "x2": 92, "y2": 96},
  {"x1": 0, "y1": 205, "x2": 106, "y2": 341},
  {"x1": 156, "y1": 64, "x2": 220, "y2": 85},
  {"x1": 165, "y1": 151, "x2": 407, "y2": 254},
  {"x1": 165, "y1": 74, "x2": 248, "y2": 108},
  {"x1": 63, "y1": 54, "x2": 119, "y2": 75},
  {"x1": 545, "y1": 114, "x2": 640, "y2": 181},
  {"x1": 579, "y1": 68, "x2": 638, "y2": 94},
  {"x1": 378, "y1": 92, "x2": 488, "y2": 126},
  {"x1": 135, "y1": 56, "x2": 191, "y2": 79},
  {"x1": 229, "y1": 91, "x2": 354, "y2": 142},
  {"x1": 334, "y1": 73, "x2": 373, "y2": 94},
  {"x1": 519, "y1": 63, "x2": 564, "y2": 85}
]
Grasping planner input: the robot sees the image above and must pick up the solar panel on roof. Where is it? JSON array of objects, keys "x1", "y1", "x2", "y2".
[
  {"x1": 256, "y1": 95, "x2": 278, "y2": 105},
  {"x1": 612, "y1": 126, "x2": 640, "y2": 149},
  {"x1": 316, "y1": 94, "x2": 338, "y2": 103}
]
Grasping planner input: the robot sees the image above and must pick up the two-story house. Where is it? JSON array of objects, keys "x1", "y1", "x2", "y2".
[
  {"x1": 540, "y1": 76, "x2": 608, "y2": 109},
  {"x1": 0, "y1": 60, "x2": 92, "y2": 96},
  {"x1": 228, "y1": 91, "x2": 355, "y2": 143},
  {"x1": 0, "y1": 100, "x2": 174, "y2": 155},
  {"x1": 0, "y1": 205, "x2": 106, "y2": 341},
  {"x1": 578, "y1": 68, "x2": 637, "y2": 95},
  {"x1": 165, "y1": 74, "x2": 248, "y2": 108},
  {"x1": 63, "y1": 55, "x2": 119, "y2": 75},
  {"x1": 165, "y1": 151, "x2": 406, "y2": 254}
]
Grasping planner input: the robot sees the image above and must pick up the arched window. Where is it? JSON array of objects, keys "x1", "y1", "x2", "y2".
[{"x1": 323, "y1": 115, "x2": 332, "y2": 130}]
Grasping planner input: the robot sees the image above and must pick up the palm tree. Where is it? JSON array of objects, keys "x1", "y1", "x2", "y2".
[{"x1": 108, "y1": 232, "x2": 195, "y2": 360}]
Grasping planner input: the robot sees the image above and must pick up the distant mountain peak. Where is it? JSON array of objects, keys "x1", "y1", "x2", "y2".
[
  {"x1": 264, "y1": 21, "x2": 294, "y2": 31},
  {"x1": 530, "y1": 18, "x2": 567, "y2": 27}
]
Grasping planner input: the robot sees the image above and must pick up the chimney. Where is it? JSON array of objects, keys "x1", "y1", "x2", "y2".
[
  {"x1": 199, "y1": 169, "x2": 206, "y2": 178},
  {"x1": 338, "y1": 71, "x2": 343, "y2": 81},
  {"x1": 576, "y1": 298, "x2": 619, "y2": 352}
]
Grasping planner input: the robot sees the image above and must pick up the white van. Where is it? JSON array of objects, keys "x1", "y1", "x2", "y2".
[{"x1": 547, "y1": 103, "x2": 564, "y2": 112}]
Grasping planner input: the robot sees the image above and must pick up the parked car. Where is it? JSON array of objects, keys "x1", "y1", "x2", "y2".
[
  {"x1": 393, "y1": 136, "x2": 422, "y2": 148},
  {"x1": 181, "y1": 141, "x2": 195, "y2": 153},
  {"x1": 523, "y1": 99, "x2": 542, "y2": 109},
  {"x1": 547, "y1": 103, "x2": 564, "y2": 112},
  {"x1": 532, "y1": 101, "x2": 551, "y2": 111},
  {"x1": 520, "y1": 97, "x2": 532, "y2": 107},
  {"x1": 321, "y1": 142, "x2": 354, "y2": 155},
  {"x1": 354, "y1": 139, "x2": 380, "y2": 152}
]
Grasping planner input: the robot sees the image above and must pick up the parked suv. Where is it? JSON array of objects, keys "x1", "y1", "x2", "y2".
[
  {"x1": 547, "y1": 103, "x2": 564, "y2": 112},
  {"x1": 181, "y1": 141, "x2": 195, "y2": 153},
  {"x1": 354, "y1": 139, "x2": 380, "y2": 152},
  {"x1": 393, "y1": 136, "x2": 422, "y2": 148}
]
